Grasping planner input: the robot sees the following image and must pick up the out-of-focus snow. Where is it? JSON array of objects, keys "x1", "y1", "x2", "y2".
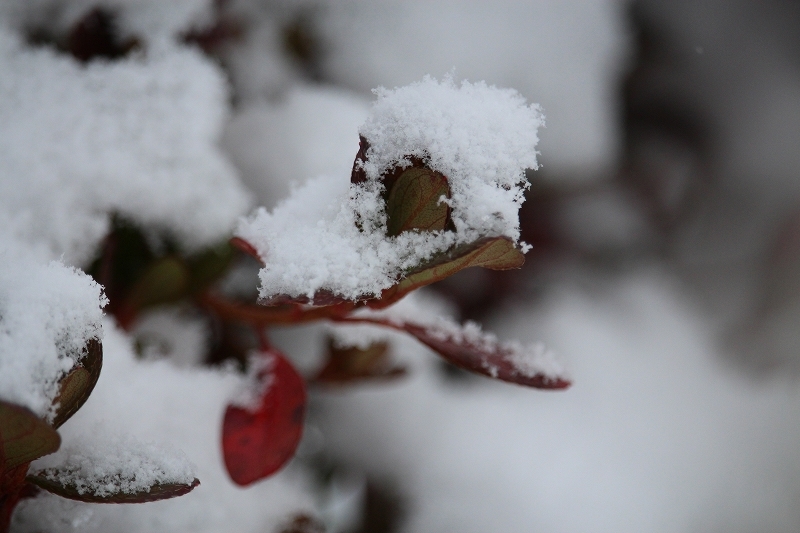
[
  {"x1": 317, "y1": 0, "x2": 629, "y2": 177},
  {"x1": 0, "y1": 237, "x2": 106, "y2": 420},
  {"x1": 15, "y1": 321, "x2": 317, "y2": 533},
  {"x1": 0, "y1": 0, "x2": 213, "y2": 41},
  {"x1": 237, "y1": 77, "x2": 541, "y2": 301},
  {"x1": 0, "y1": 26, "x2": 252, "y2": 265},
  {"x1": 316, "y1": 270, "x2": 800, "y2": 533},
  {"x1": 131, "y1": 307, "x2": 210, "y2": 368},
  {"x1": 221, "y1": 85, "x2": 369, "y2": 208}
]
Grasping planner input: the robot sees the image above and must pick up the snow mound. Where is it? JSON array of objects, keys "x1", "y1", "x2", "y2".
[
  {"x1": 237, "y1": 76, "x2": 542, "y2": 301},
  {"x1": 0, "y1": 28, "x2": 252, "y2": 265}
]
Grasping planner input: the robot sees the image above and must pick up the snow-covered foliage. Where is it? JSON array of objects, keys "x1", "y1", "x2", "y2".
[
  {"x1": 237, "y1": 76, "x2": 542, "y2": 301},
  {"x1": 0, "y1": 28, "x2": 252, "y2": 264},
  {"x1": 14, "y1": 323, "x2": 316, "y2": 533},
  {"x1": 5, "y1": 0, "x2": 800, "y2": 532},
  {"x1": 0, "y1": 241, "x2": 105, "y2": 420},
  {"x1": 32, "y1": 429, "x2": 196, "y2": 498}
]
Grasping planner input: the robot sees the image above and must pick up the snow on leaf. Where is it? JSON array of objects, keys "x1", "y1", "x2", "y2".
[
  {"x1": 27, "y1": 428, "x2": 197, "y2": 502},
  {"x1": 236, "y1": 76, "x2": 541, "y2": 302},
  {"x1": 0, "y1": 401, "x2": 60, "y2": 470},
  {"x1": 51, "y1": 339, "x2": 102, "y2": 429},
  {"x1": 370, "y1": 236, "x2": 525, "y2": 309},
  {"x1": 26, "y1": 473, "x2": 199, "y2": 504},
  {"x1": 222, "y1": 349, "x2": 307, "y2": 486},
  {"x1": 334, "y1": 315, "x2": 569, "y2": 389}
]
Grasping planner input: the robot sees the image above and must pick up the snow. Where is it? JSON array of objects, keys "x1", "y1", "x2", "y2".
[
  {"x1": 237, "y1": 76, "x2": 542, "y2": 301},
  {"x1": 0, "y1": 26, "x2": 252, "y2": 265},
  {"x1": 358, "y1": 76, "x2": 543, "y2": 241},
  {"x1": 0, "y1": 238, "x2": 106, "y2": 420},
  {"x1": 316, "y1": 269, "x2": 800, "y2": 533},
  {"x1": 0, "y1": 0, "x2": 213, "y2": 41},
  {"x1": 32, "y1": 428, "x2": 196, "y2": 497},
  {"x1": 221, "y1": 85, "x2": 370, "y2": 208},
  {"x1": 130, "y1": 307, "x2": 210, "y2": 368}
]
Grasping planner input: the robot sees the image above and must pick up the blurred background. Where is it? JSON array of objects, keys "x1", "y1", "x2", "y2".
[{"x1": 5, "y1": 0, "x2": 800, "y2": 531}]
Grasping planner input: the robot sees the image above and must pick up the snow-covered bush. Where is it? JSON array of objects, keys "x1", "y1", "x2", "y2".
[{"x1": 0, "y1": 3, "x2": 571, "y2": 531}]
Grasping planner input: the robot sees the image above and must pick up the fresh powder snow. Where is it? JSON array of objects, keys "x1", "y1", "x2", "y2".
[
  {"x1": 0, "y1": 26, "x2": 252, "y2": 265},
  {"x1": 0, "y1": 237, "x2": 106, "y2": 420},
  {"x1": 237, "y1": 75, "x2": 543, "y2": 301},
  {"x1": 31, "y1": 428, "x2": 196, "y2": 497}
]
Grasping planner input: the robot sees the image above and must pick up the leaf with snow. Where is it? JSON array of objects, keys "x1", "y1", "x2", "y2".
[
  {"x1": 0, "y1": 401, "x2": 60, "y2": 470},
  {"x1": 236, "y1": 76, "x2": 541, "y2": 303},
  {"x1": 222, "y1": 350, "x2": 307, "y2": 486},
  {"x1": 370, "y1": 236, "x2": 525, "y2": 309},
  {"x1": 51, "y1": 339, "x2": 102, "y2": 429},
  {"x1": 334, "y1": 315, "x2": 569, "y2": 389},
  {"x1": 26, "y1": 474, "x2": 199, "y2": 504},
  {"x1": 27, "y1": 429, "x2": 198, "y2": 503}
]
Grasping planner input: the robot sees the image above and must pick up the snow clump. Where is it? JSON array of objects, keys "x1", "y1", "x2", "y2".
[
  {"x1": 0, "y1": 238, "x2": 106, "y2": 420},
  {"x1": 237, "y1": 75, "x2": 543, "y2": 301}
]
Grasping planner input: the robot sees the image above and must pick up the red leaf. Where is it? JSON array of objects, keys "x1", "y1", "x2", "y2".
[
  {"x1": 0, "y1": 401, "x2": 60, "y2": 471},
  {"x1": 199, "y1": 292, "x2": 357, "y2": 326},
  {"x1": 222, "y1": 350, "x2": 307, "y2": 486},
  {"x1": 334, "y1": 316, "x2": 570, "y2": 390},
  {"x1": 230, "y1": 237, "x2": 261, "y2": 261}
]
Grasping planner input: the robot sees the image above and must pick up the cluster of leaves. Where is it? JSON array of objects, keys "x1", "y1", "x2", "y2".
[
  {"x1": 0, "y1": 340, "x2": 198, "y2": 533},
  {"x1": 1, "y1": 137, "x2": 568, "y2": 532},
  {"x1": 208, "y1": 137, "x2": 571, "y2": 487}
]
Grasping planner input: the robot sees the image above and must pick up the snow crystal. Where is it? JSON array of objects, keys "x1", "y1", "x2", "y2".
[
  {"x1": 0, "y1": 237, "x2": 106, "y2": 419},
  {"x1": 0, "y1": 27, "x2": 252, "y2": 265},
  {"x1": 238, "y1": 76, "x2": 542, "y2": 301},
  {"x1": 32, "y1": 427, "x2": 196, "y2": 497}
]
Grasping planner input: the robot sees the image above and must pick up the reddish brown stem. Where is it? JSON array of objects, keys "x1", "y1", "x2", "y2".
[{"x1": 1, "y1": 463, "x2": 30, "y2": 533}]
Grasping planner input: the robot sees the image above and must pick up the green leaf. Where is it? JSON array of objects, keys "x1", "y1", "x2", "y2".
[
  {"x1": 51, "y1": 339, "x2": 103, "y2": 429},
  {"x1": 185, "y1": 242, "x2": 237, "y2": 295},
  {"x1": 117, "y1": 257, "x2": 189, "y2": 327},
  {"x1": 0, "y1": 401, "x2": 60, "y2": 470},
  {"x1": 385, "y1": 167, "x2": 451, "y2": 236},
  {"x1": 26, "y1": 474, "x2": 200, "y2": 503},
  {"x1": 370, "y1": 236, "x2": 525, "y2": 309}
]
